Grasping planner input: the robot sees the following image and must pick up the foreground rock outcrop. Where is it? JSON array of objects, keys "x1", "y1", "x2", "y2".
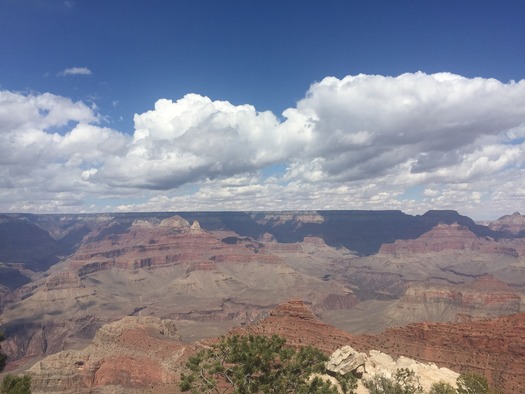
[
  {"x1": 324, "y1": 345, "x2": 459, "y2": 393},
  {"x1": 359, "y1": 312, "x2": 525, "y2": 393},
  {"x1": 236, "y1": 300, "x2": 524, "y2": 393}
]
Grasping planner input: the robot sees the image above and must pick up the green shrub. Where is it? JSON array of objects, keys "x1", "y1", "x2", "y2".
[
  {"x1": 429, "y1": 381, "x2": 457, "y2": 394},
  {"x1": 180, "y1": 334, "x2": 356, "y2": 393},
  {"x1": 363, "y1": 368, "x2": 423, "y2": 394},
  {"x1": 0, "y1": 374, "x2": 31, "y2": 394},
  {"x1": 456, "y1": 372, "x2": 489, "y2": 394}
]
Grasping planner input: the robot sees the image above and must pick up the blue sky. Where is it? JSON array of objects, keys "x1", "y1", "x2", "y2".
[{"x1": 0, "y1": 0, "x2": 524, "y2": 218}]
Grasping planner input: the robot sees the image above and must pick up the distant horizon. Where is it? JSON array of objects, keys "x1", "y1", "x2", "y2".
[{"x1": 2, "y1": 208, "x2": 519, "y2": 222}]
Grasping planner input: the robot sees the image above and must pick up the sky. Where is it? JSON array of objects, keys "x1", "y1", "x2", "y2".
[{"x1": 0, "y1": 0, "x2": 524, "y2": 219}]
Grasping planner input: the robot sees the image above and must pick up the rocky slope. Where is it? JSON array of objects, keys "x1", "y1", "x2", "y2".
[
  {"x1": 389, "y1": 275, "x2": 522, "y2": 324},
  {"x1": 0, "y1": 216, "x2": 356, "y2": 363},
  {"x1": 27, "y1": 316, "x2": 185, "y2": 393},
  {"x1": 24, "y1": 301, "x2": 467, "y2": 394},
  {"x1": 489, "y1": 211, "x2": 525, "y2": 235},
  {"x1": 236, "y1": 300, "x2": 525, "y2": 393},
  {"x1": 359, "y1": 312, "x2": 525, "y2": 393},
  {"x1": 2, "y1": 210, "x2": 525, "y2": 392}
]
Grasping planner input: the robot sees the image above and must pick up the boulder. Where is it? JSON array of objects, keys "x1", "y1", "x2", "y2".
[{"x1": 326, "y1": 345, "x2": 367, "y2": 375}]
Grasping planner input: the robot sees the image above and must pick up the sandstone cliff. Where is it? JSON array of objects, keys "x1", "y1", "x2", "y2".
[
  {"x1": 391, "y1": 276, "x2": 522, "y2": 324},
  {"x1": 489, "y1": 211, "x2": 525, "y2": 235},
  {"x1": 358, "y1": 313, "x2": 525, "y2": 393},
  {"x1": 379, "y1": 223, "x2": 517, "y2": 256},
  {"x1": 1, "y1": 216, "x2": 357, "y2": 364},
  {"x1": 27, "y1": 316, "x2": 185, "y2": 393},
  {"x1": 13, "y1": 300, "x2": 525, "y2": 393}
]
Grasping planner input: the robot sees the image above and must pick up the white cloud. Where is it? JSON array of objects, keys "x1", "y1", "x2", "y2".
[
  {"x1": 1, "y1": 72, "x2": 525, "y2": 218},
  {"x1": 89, "y1": 94, "x2": 285, "y2": 189},
  {"x1": 58, "y1": 67, "x2": 92, "y2": 76},
  {"x1": 280, "y1": 72, "x2": 525, "y2": 183},
  {"x1": 0, "y1": 90, "x2": 129, "y2": 212}
]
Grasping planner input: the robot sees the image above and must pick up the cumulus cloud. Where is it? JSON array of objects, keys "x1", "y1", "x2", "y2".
[
  {"x1": 88, "y1": 94, "x2": 285, "y2": 189},
  {"x1": 1, "y1": 72, "x2": 525, "y2": 217},
  {"x1": 281, "y1": 72, "x2": 525, "y2": 183},
  {"x1": 58, "y1": 67, "x2": 92, "y2": 76},
  {"x1": 0, "y1": 90, "x2": 129, "y2": 211}
]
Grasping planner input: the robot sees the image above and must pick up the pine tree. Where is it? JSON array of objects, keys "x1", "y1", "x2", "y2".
[
  {"x1": 0, "y1": 374, "x2": 31, "y2": 394},
  {"x1": 180, "y1": 334, "x2": 356, "y2": 393}
]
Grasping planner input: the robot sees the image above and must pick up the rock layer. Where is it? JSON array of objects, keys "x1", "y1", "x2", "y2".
[
  {"x1": 28, "y1": 316, "x2": 185, "y2": 393},
  {"x1": 17, "y1": 300, "x2": 525, "y2": 393},
  {"x1": 359, "y1": 313, "x2": 525, "y2": 393},
  {"x1": 236, "y1": 300, "x2": 525, "y2": 393},
  {"x1": 489, "y1": 212, "x2": 525, "y2": 235}
]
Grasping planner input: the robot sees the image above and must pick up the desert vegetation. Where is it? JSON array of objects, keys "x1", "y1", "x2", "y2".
[
  {"x1": 0, "y1": 374, "x2": 31, "y2": 394},
  {"x1": 363, "y1": 371, "x2": 499, "y2": 394},
  {"x1": 0, "y1": 331, "x2": 31, "y2": 393},
  {"x1": 180, "y1": 333, "x2": 499, "y2": 394},
  {"x1": 180, "y1": 334, "x2": 356, "y2": 393},
  {"x1": 363, "y1": 368, "x2": 423, "y2": 393}
]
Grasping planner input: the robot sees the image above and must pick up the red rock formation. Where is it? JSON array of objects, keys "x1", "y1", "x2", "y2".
[
  {"x1": 357, "y1": 313, "x2": 525, "y2": 393},
  {"x1": 489, "y1": 212, "x2": 525, "y2": 234},
  {"x1": 28, "y1": 316, "x2": 185, "y2": 392},
  {"x1": 43, "y1": 271, "x2": 85, "y2": 290},
  {"x1": 399, "y1": 276, "x2": 521, "y2": 318},
  {"x1": 379, "y1": 223, "x2": 518, "y2": 256},
  {"x1": 321, "y1": 293, "x2": 359, "y2": 311},
  {"x1": 234, "y1": 300, "x2": 525, "y2": 393},
  {"x1": 231, "y1": 300, "x2": 357, "y2": 354},
  {"x1": 68, "y1": 215, "x2": 276, "y2": 274},
  {"x1": 303, "y1": 236, "x2": 327, "y2": 246}
]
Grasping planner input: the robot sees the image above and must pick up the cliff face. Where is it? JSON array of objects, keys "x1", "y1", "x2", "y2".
[
  {"x1": 359, "y1": 313, "x2": 525, "y2": 393},
  {"x1": 16, "y1": 300, "x2": 525, "y2": 393},
  {"x1": 1, "y1": 215, "x2": 357, "y2": 363},
  {"x1": 489, "y1": 211, "x2": 525, "y2": 235},
  {"x1": 396, "y1": 276, "x2": 521, "y2": 320},
  {"x1": 27, "y1": 316, "x2": 185, "y2": 393},
  {"x1": 379, "y1": 223, "x2": 518, "y2": 256},
  {"x1": 228, "y1": 301, "x2": 525, "y2": 393},
  {"x1": 230, "y1": 300, "x2": 360, "y2": 356}
]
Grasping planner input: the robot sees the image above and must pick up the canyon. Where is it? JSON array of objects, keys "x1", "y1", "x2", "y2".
[
  {"x1": 0, "y1": 210, "x2": 524, "y2": 392},
  {"x1": 21, "y1": 300, "x2": 525, "y2": 393}
]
